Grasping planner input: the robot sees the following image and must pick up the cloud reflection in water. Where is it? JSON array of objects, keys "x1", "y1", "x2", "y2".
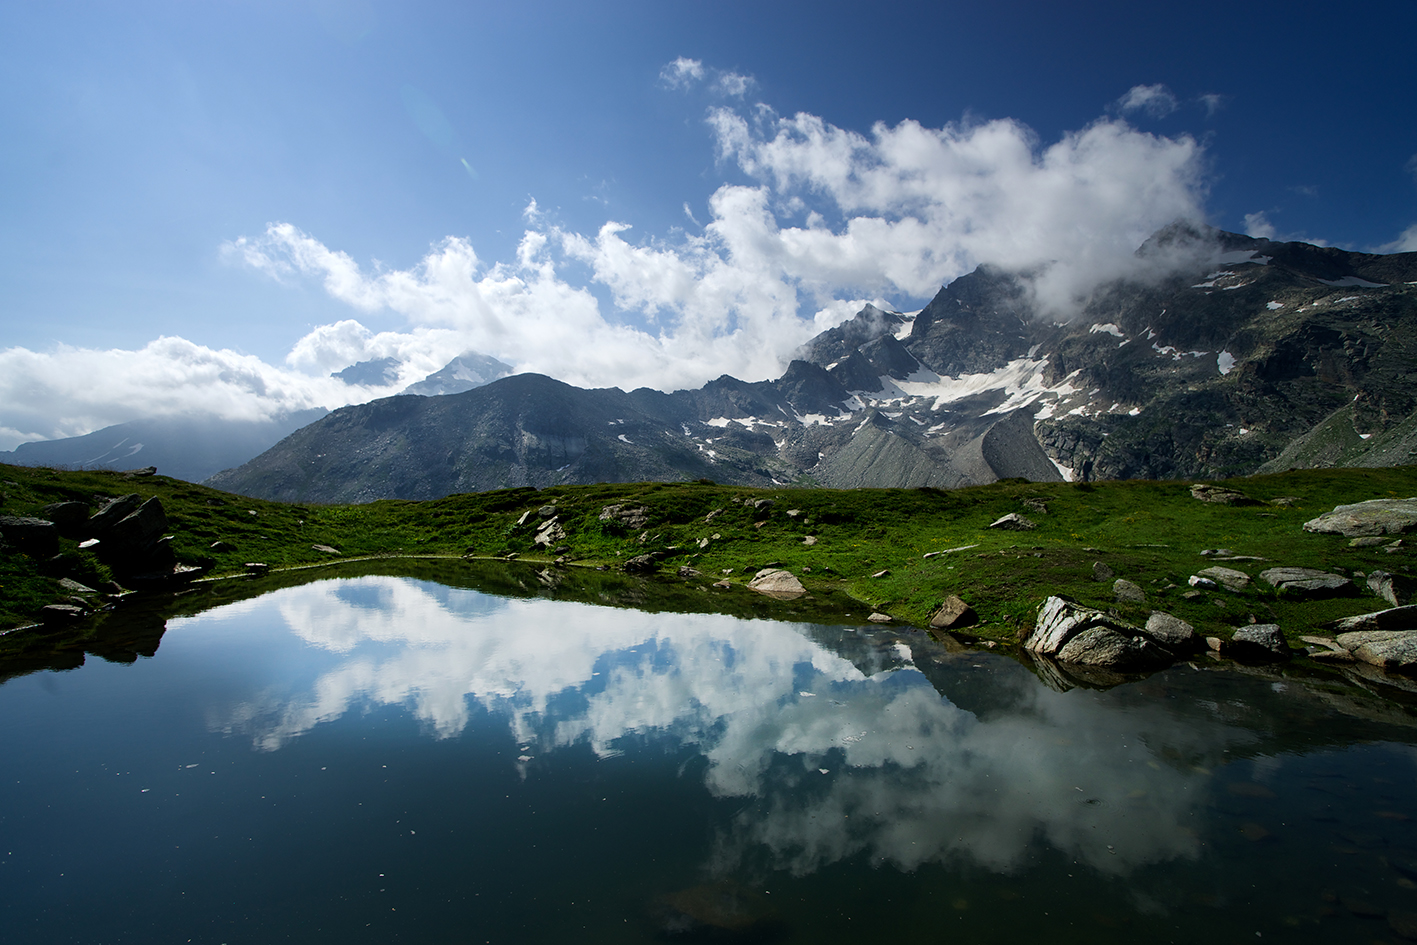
[{"x1": 204, "y1": 576, "x2": 1247, "y2": 878}]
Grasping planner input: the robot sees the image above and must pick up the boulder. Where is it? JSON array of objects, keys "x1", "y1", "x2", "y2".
[
  {"x1": 1334, "y1": 629, "x2": 1417, "y2": 673},
  {"x1": 622, "y1": 554, "x2": 658, "y2": 573},
  {"x1": 1259, "y1": 567, "x2": 1355, "y2": 599},
  {"x1": 1303, "y1": 498, "x2": 1417, "y2": 537},
  {"x1": 1023, "y1": 597, "x2": 1171, "y2": 670},
  {"x1": 1145, "y1": 612, "x2": 1199, "y2": 650},
  {"x1": 86, "y1": 494, "x2": 144, "y2": 534},
  {"x1": 746, "y1": 568, "x2": 806, "y2": 600},
  {"x1": 1225, "y1": 624, "x2": 1290, "y2": 661},
  {"x1": 929, "y1": 595, "x2": 977, "y2": 630},
  {"x1": 1188, "y1": 575, "x2": 1218, "y2": 589},
  {"x1": 101, "y1": 497, "x2": 169, "y2": 556},
  {"x1": 1113, "y1": 579, "x2": 1146, "y2": 603},
  {"x1": 40, "y1": 501, "x2": 90, "y2": 537},
  {"x1": 598, "y1": 504, "x2": 649, "y2": 529},
  {"x1": 1368, "y1": 570, "x2": 1415, "y2": 607},
  {"x1": 39, "y1": 603, "x2": 86, "y2": 624},
  {"x1": 1328, "y1": 605, "x2": 1417, "y2": 634},
  {"x1": 1092, "y1": 561, "x2": 1114, "y2": 582},
  {"x1": 989, "y1": 512, "x2": 1035, "y2": 530},
  {"x1": 311, "y1": 544, "x2": 341, "y2": 555},
  {"x1": 867, "y1": 612, "x2": 892, "y2": 623},
  {"x1": 1196, "y1": 566, "x2": 1251, "y2": 592},
  {"x1": 0, "y1": 515, "x2": 60, "y2": 558},
  {"x1": 1190, "y1": 484, "x2": 1259, "y2": 506}
]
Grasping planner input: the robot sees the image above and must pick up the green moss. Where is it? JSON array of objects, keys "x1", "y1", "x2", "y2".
[{"x1": 3, "y1": 463, "x2": 1415, "y2": 654}]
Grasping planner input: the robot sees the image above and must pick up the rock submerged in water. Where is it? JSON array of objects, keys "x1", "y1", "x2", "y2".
[
  {"x1": 746, "y1": 568, "x2": 806, "y2": 600},
  {"x1": 1303, "y1": 497, "x2": 1417, "y2": 537}
]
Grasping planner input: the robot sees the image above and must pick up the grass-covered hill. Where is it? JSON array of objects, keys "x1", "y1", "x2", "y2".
[{"x1": 3, "y1": 462, "x2": 1415, "y2": 658}]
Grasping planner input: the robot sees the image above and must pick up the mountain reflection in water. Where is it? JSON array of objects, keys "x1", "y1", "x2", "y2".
[
  {"x1": 220, "y1": 576, "x2": 1227, "y2": 877},
  {"x1": 6, "y1": 573, "x2": 1417, "y2": 944}
]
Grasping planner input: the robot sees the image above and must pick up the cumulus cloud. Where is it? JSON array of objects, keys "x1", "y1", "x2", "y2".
[
  {"x1": 3, "y1": 92, "x2": 1210, "y2": 448},
  {"x1": 1115, "y1": 83, "x2": 1179, "y2": 118},
  {"x1": 714, "y1": 70, "x2": 755, "y2": 97},
  {"x1": 1379, "y1": 223, "x2": 1417, "y2": 253}
]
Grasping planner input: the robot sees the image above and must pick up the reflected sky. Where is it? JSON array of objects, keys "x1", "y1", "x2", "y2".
[{"x1": 193, "y1": 575, "x2": 1250, "y2": 879}]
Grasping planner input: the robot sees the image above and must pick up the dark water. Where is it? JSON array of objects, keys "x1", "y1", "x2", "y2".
[{"x1": 3, "y1": 575, "x2": 1417, "y2": 944}]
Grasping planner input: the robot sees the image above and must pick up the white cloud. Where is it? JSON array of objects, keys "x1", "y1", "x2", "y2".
[
  {"x1": 3, "y1": 96, "x2": 1210, "y2": 448},
  {"x1": 714, "y1": 70, "x2": 754, "y2": 97},
  {"x1": 659, "y1": 56, "x2": 704, "y2": 89},
  {"x1": 1378, "y1": 223, "x2": 1417, "y2": 253},
  {"x1": 1198, "y1": 93, "x2": 1226, "y2": 117},
  {"x1": 1115, "y1": 84, "x2": 1179, "y2": 118},
  {"x1": 1243, "y1": 211, "x2": 1277, "y2": 240}
]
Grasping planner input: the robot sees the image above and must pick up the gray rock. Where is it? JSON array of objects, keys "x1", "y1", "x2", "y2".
[
  {"x1": 929, "y1": 595, "x2": 977, "y2": 630},
  {"x1": 1092, "y1": 561, "x2": 1114, "y2": 582},
  {"x1": 746, "y1": 568, "x2": 806, "y2": 600},
  {"x1": 1056, "y1": 626, "x2": 1167, "y2": 668},
  {"x1": 989, "y1": 512, "x2": 1035, "y2": 530},
  {"x1": 801, "y1": 535, "x2": 817, "y2": 546},
  {"x1": 1196, "y1": 565, "x2": 1251, "y2": 592},
  {"x1": 1350, "y1": 536, "x2": 1386, "y2": 547},
  {"x1": 39, "y1": 603, "x2": 86, "y2": 624},
  {"x1": 1113, "y1": 578, "x2": 1146, "y2": 603},
  {"x1": 210, "y1": 540, "x2": 235, "y2": 552},
  {"x1": 752, "y1": 498, "x2": 775, "y2": 511},
  {"x1": 0, "y1": 515, "x2": 60, "y2": 558},
  {"x1": 867, "y1": 612, "x2": 892, "y2": 623},
  {"x1": 1368, "y1": 570, "x2": 1416, "y2": 606},
  {"x1": 311, "y1": 544, "x2": 341, "y2": 555},
  {"x1": 1259, "y1": 567, "x2": 1355, "y2": 599},
  {"x1": 1328, "y1": 606, "x2": 1417, "y2": 634},
  {"x1": 1200, "y1": 548, "x2": 1236, "y2": 557},
  {"x1": 1303, "y1": 497, "x2": 1417, "y2": 537},
  {"x1": 102, "y1": 497, "x2": 169, "y2": 555},
  {"x1": 599, "y1": 504, "x2": 649, "y2": 530},
  {"x1": 533, "y1": 519, "x2": 566, "y2": 548},
  {"x1": 622, "y1": 554, "x2": 658, "y2": 573},
  {"x1": 40, "y1": 501, "x2": 90, "y2": 537},
  {"x1": 1188, "y1": 575, "x2": 1218, "y2": 590},
  {"x1": 1225, "y1": 624, "x2": 1290, "y2": 660},
  {"x1": 537, "y1": 504, "x2": 557, "y2": 518},
  {"x1": 1024, "y1": 596, "x2": 1171, "y2": 670},
  {"x1": 1190, "y1": 484, "x2": 1258, "y2": 506},
  {"x1": 1144, "y1": 612, "x2": 1198, "y2": 650},
  {"x1": 1334, "y1": 629, "x2": 1417, "y2": 672},
  {"x1": 57, "y1": 578, "x2": 99, "y2": 595},
  {"x1": 86, "y1": 494, "x2": 144, "y2": 534}
]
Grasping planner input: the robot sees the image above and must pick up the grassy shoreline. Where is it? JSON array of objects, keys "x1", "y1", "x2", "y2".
[{"x1": 3, "y1": 462, "x2": 1415, "y2": 654}]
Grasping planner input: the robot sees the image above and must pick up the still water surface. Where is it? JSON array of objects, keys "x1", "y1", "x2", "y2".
[{"x1": 3, "y1": 575, "x2": 1417, "y2": 942}]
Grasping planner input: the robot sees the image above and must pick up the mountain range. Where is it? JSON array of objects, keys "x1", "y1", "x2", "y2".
[{"x1": 190, "y1": 224, "x2": 1416, "y2": 503}]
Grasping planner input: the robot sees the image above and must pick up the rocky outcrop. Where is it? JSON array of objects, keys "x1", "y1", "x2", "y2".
[
  {"x1": 1328, "y1": 606, "x2": 1417, "y2": 634},
  {"x1": 1023, "y1": 597, "x2": 1177, "y2": 670},
  {"x1": 1335, "y1": 629, "x2": 1417, "y2": 673},
  {"x1": 599, "y1": 504, "x2": 650, "y2": 530},
  {"x1": 1304, "y1": 498, "x2": 1417, "y2": 537}
]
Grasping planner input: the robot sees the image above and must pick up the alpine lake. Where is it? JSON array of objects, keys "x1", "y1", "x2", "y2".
[{"x1": 4, "y1": 559, "x2": 1417, "y2": 944}]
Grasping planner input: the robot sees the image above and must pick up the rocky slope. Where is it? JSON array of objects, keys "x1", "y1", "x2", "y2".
[{"x1": 208, "y1": 225, "x2": 1417, "y2": 503}]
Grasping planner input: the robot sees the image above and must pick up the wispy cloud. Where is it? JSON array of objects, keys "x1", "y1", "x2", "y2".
[
  {"x1": 1243, "y1": 211, "x2": 1277, "y2": 240},
  {"x1": 1115, "y1": 84, "x2": 1179, "y2": 118},
  {"x1": 1197, "y1": 93, "x2": 1226, "y2": 117},
  {"x1": 659, "y1": 56, "x2": 705, "y2": 89}
]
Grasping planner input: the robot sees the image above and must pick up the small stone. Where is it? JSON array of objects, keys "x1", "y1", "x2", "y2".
[
  {"x1": 871, "y1": 569, "x2": 890, "y2": 579},
  {"x1": 1092, "y1": 561, "x2": 1114, "y2": 582},
  {"x1": 1205, "y1": 636, "x2": 1223, "y2": 651},
  {"x1": 989, "y1": 512, "x2": 1035, "y2": 530},
  {"x1": 712, "y1": 580, "x2": 732, "y2": 589},
  {"x1": 867, "y1": 612, "x2": 892, "y2": 623},
  {"x1": 1196, "y1": 566, "x2": 1251, "y2": 592},
  {"x1": 244, "y1": 562, "x2": 269, "y2": 573},
  {"x1": 1188, "y1": 575, "x2": 1218, "y2": 589},
  {"x1": 746, "y1": 568, "x2": 806, "y2": 600},
  {"x1": 802, "y1": 535, "x2": 817, "y2": 546},
  {"x1": 1200, "y1": 548, "x2": 1235, "y2": 557},
  {"x1": 312, "y1": 544, "x2": 341, "y2": 554}
]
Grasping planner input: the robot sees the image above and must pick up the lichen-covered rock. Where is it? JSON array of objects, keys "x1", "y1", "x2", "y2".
[
  {"x1": 1196, "y1": 566, "x2": 1251, "y2": 592},
  {"x1": 1334, "y1": 629, "x2": 1417, "y2": 672},
  {"x1": 1259, "y1": 567, "x2": 1355, "y2": 599},
  {"x1": 1024, "y1": 597, "x2": 1171, "y2": 670},
  {"x1": 598, "y1": 504, "x2": 649, "y2": 530},
  {"x1": 746, "y1": 568, "x2": 806, "y2": 600},
  {"x1": 1144, "y1": 612, "x2": 1198, "y2": 650},
  {"x1": 1303, "y1": 498, "x2": 1417, "y2": 537}
]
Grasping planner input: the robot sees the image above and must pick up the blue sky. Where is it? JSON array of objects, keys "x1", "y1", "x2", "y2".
[{"x1": 2, "y1": 0, "x2": 1415, "y2": 448}]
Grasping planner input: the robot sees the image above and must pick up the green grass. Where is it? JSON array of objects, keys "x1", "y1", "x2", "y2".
[{"x1": 3, "y1": 463, "x2": 1415, "y2": 653}]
